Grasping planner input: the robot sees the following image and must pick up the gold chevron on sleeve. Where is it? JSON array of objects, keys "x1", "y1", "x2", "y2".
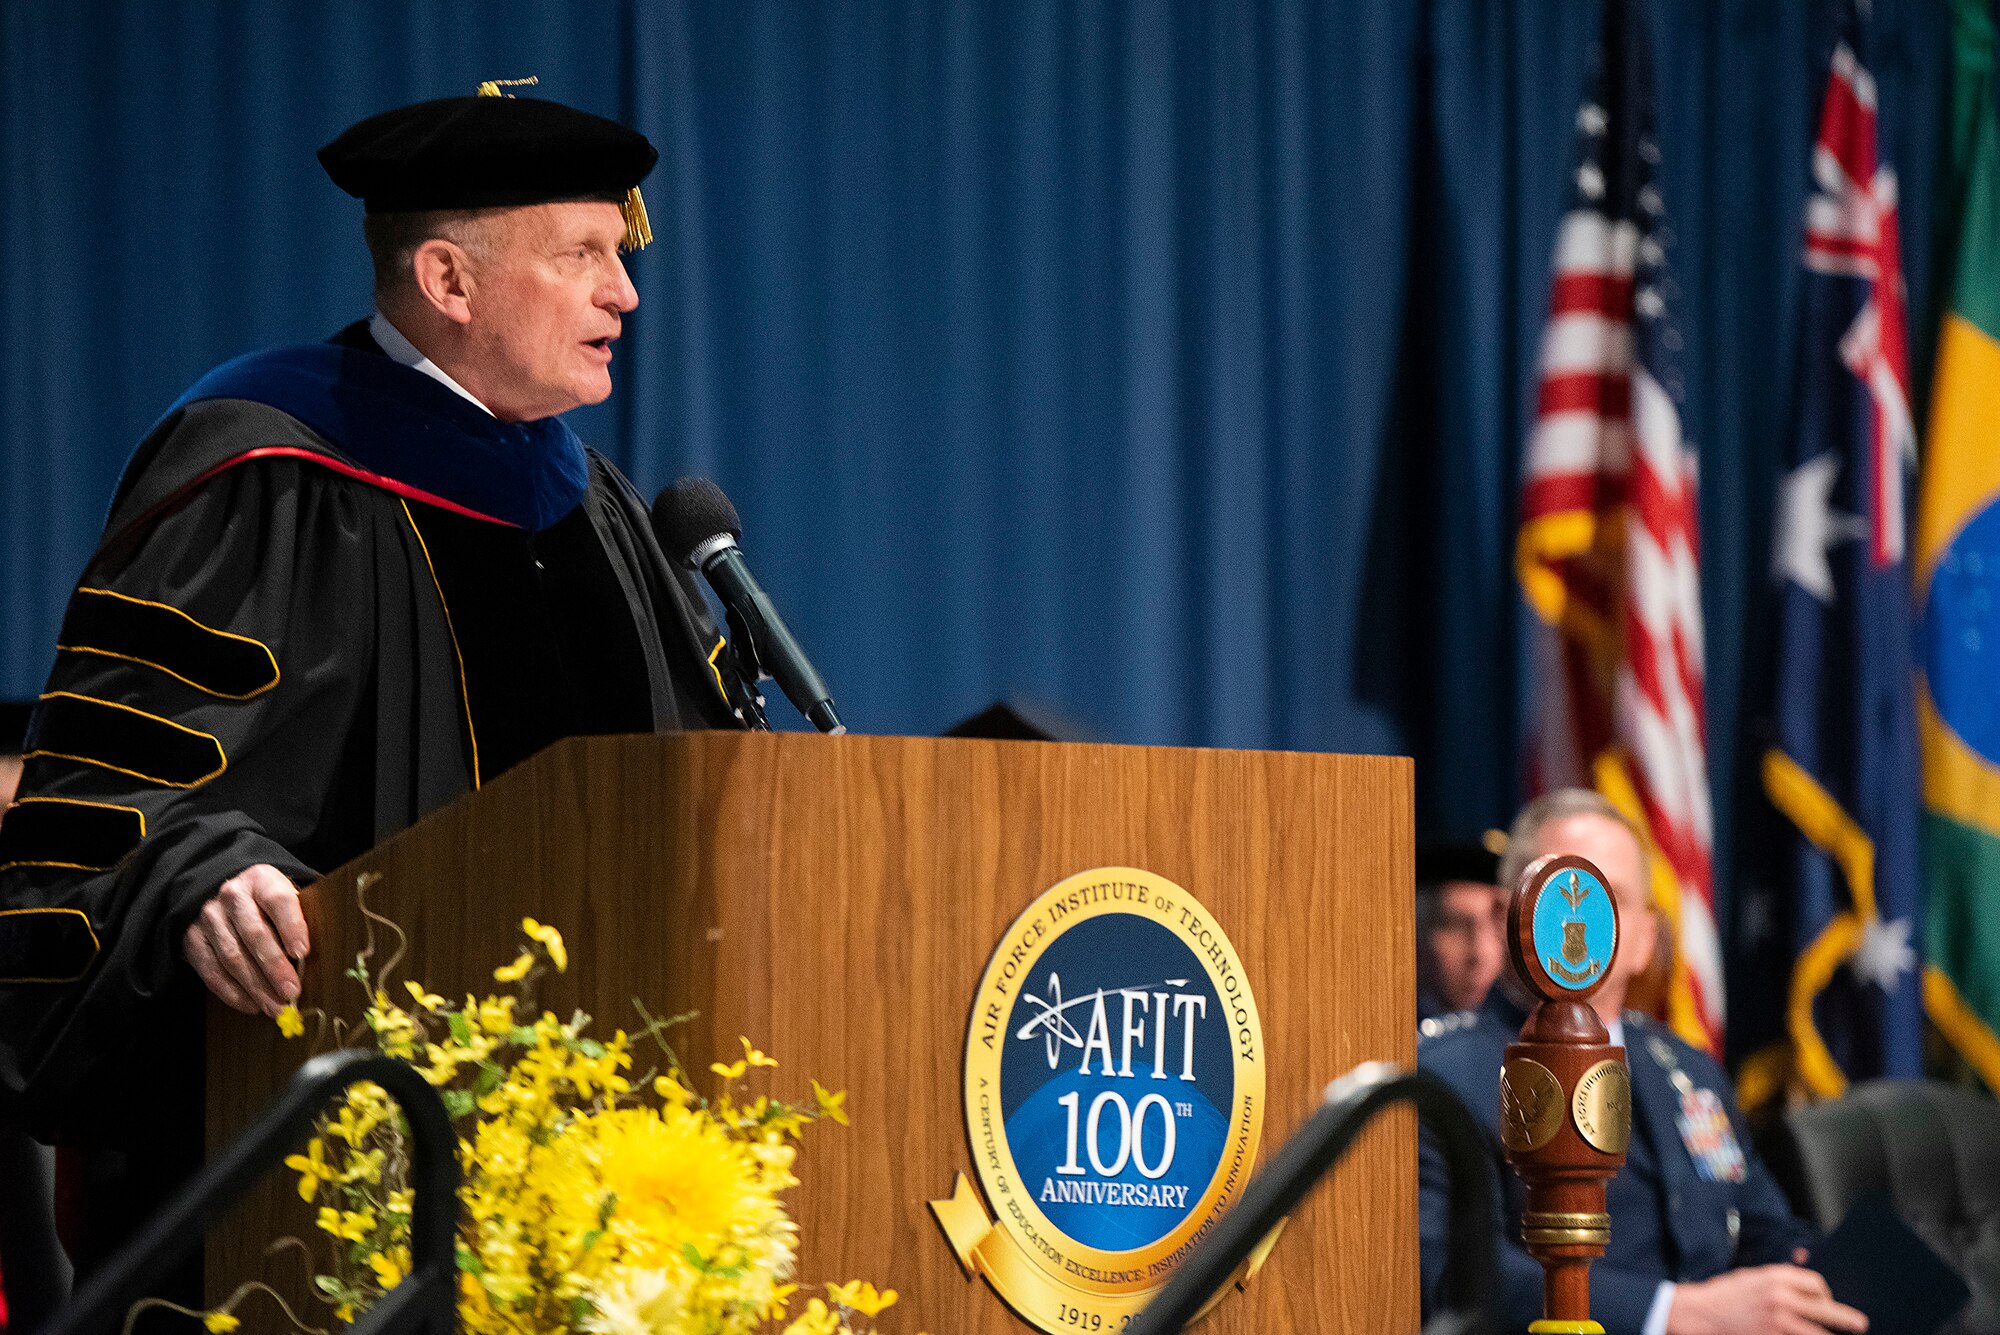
[
  {"x1": 0, "y1": 796, "x2": 146, "y2": 872},
  {"x1": 26, "y1": 692, "x2": 227, "y2": 788},
  {"x1": 57, "y1": 587, "x2": 278, "y2": 699}
]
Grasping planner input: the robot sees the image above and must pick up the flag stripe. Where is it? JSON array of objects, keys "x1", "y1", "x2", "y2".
[
  {"x1": 1540, "y1": 313, "x2": 1636, "y2": 375},
  {"x1": 1524, "y1": 413, "x2": 1630, "y2": 477},
  {"x1": 1538, "y1": 372, "x2": 1633, "y2": 419},
  {"x1": 1552, "y1": 274, "x2": 1637, "y2": 318},
  {"x1": 1524, "y1": 472, "x2": 1627, "y2": 520}
]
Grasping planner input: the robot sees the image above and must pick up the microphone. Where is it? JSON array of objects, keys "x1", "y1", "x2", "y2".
[{"x1": 653, "y1": 478, "x2": 846, "y2": 736}]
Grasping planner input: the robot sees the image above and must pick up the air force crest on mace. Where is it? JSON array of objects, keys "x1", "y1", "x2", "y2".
[
  {"x1": 1533, "y1": 868, "x2": 1617, "y2": 990},
  {"x1": 931, "y1": 868, "x2": 1268, "y2": 1334}
]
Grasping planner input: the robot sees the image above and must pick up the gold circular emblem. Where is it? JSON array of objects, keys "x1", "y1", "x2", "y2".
[
  {"x1": 942, "y1": 868, "x2": 1265, "y2": 1334},
  {"x1": 1498, "y1": 1057, "x2": 1565, "y2": 1152},
  {"x1": 1571, "y1": 1058, "x2": 1632, "y2": 1154}
]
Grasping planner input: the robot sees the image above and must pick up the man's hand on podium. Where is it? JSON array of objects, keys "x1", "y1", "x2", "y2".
[
  {"x1": 183, "y1": 864, "x2": 311, "y2": 1017},
  {"x1": 1665, "y1": 1253, "x2": 1868, "y2": 1335}
]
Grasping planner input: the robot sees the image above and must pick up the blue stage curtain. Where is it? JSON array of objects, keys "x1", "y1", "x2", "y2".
[{"x1": 0, "y1": 1, "x2": 1951, "y2": 929}]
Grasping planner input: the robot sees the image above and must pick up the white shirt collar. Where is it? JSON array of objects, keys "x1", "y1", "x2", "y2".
[
  {"x1": 1606, "y1": 1015, "x2": 1625, "y2": 1048},
  {"x1": 369, "y1": 312, "x2": 494, "y2": 417}
]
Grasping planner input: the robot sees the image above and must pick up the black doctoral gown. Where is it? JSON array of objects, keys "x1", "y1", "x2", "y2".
[{"x1": 0, "y1": 325, "x2": 752, "y2": 1157}]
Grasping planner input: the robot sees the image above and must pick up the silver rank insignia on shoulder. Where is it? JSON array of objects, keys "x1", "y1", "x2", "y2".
[{"x1": 1420, "y1": 1011, "x2": 1475, "y2": 1041}]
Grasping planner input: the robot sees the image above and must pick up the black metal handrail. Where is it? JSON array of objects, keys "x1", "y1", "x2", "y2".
[
  {"x1": 45, "y1": 1049, "x2": 459, "y2": 1335},
  {"x1": 1126, "y1": 1061, "x2": 1498, "y2": 1335}
]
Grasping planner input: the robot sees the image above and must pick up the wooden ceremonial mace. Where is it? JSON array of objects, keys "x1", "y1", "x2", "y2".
[{"x1": 1498, "y1": 854, "x2": 1632, "y2": 1335}]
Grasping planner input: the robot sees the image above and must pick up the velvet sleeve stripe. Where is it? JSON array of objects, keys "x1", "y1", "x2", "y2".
[
  {"x1": 25, "y1": 692, "x2": 227, "y2": 788},
  {"x1": 0, "y1": 798, "x2": 146, "y2": 872},
  {"x1": 0, "y1": 908, "x2": 100, "y2": 984},
  {"x1": 57, "y1": 587, "x2": 279, "y2": 699}
]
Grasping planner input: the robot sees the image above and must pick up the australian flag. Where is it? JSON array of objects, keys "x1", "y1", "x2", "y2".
[{"x1": 1755, "y1": 3, "x2": 1924, "y2": 1097}]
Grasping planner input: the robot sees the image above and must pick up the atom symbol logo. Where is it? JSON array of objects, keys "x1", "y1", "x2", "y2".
[
  {"x1": 1018, "y1": 974, "x2": 1087, "y2": 1067},
  {"x1": 1014, "y1": 973, "x2": 1191, "y2": 1070}
]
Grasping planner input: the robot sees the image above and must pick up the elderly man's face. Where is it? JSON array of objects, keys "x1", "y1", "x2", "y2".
[{"x1": 462, "y1": 201, "x2": 638, "y2": 422}]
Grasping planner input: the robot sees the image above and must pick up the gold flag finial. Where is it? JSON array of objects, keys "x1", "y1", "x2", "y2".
[
  {"x1": 474, "y1": 76, "x2": 539, "y2": 98},
  {"x1": 622, "y1": 186, "x2": 653, "y2": 252}
]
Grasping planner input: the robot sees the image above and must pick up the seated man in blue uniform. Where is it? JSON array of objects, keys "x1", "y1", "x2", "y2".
[
  {"x1": 1419, "y1": 789, "x2": 1867, "y2": 1335},
  {"x1": 0, "y1": 88, "x2": 757, "y2": 1281}
]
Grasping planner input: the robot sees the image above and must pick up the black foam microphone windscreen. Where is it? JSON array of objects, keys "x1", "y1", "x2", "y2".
[{"x1": 654, "y1": 476, "x2": 741, "y2": 559}]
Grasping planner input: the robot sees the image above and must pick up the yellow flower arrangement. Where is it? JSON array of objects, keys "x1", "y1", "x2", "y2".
[{"x1": 230, "y1": 901, "x2": 901, "y2": 1335}]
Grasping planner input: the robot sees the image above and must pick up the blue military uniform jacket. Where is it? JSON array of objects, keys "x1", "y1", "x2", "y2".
[{"x1": 1418, "y1": 992, "x2": 1812, "y2": 1335}]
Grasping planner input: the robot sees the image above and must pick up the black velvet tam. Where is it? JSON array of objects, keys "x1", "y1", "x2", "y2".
[
  {"x1": 1416, "y1": 835, "x2": 1504, "y2": 888},
  {"x1": 318, "y1": 95, "x2": 658, "y2": 213}
]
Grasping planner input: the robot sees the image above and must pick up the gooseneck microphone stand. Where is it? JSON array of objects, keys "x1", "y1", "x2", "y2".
[{"x1": 1125, "y1": 1061, "x2": 1498, "y2": 1335}]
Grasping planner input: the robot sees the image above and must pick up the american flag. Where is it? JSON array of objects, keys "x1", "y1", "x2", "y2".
[{"x1": 1517, "y1": 0, "x2": 1723, "y2": 1054}]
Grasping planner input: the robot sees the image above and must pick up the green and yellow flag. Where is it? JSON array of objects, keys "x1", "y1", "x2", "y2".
[{"x1": 1917, "y1": 0, "x2": 2000, "y2": 1093}]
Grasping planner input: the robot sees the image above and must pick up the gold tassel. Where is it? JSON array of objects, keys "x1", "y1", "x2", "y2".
[
  {"x1": 474, "y1": 76, "x2": 539, "y2": 98},
  {"x1": 471, "y1": 76, "x2": 648, "y2": 250},
  {"x1": 622, "y1": 186, "x2": 653, "y2": 252}
]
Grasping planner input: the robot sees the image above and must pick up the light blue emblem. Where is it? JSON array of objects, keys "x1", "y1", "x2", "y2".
[{"x1": 1531, "y1": 868, "x2": 1617, "y2": 990}]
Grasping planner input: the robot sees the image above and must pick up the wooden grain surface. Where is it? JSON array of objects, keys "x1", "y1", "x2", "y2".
[{"x1": 207, "y1": 733, "x2": 1416, "y2": 1334}]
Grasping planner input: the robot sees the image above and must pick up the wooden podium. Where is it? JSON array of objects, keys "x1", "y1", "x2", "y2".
[{"x1": 206, "y1": 732, "x2": 1417, "y2": 1333}]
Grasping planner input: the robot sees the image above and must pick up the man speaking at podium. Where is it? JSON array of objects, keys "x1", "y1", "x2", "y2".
[
  {"x1": 0, "y1": 88, "x2": 751, "y2": 1278},
  {"x1": 1419, "y1": 791, "x2": 1865, "y2": 1335}
]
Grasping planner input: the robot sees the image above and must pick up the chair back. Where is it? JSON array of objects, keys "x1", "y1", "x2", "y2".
[{"x1": 1783, "y1": 1080, "x2": 2000, "y2": 1335}]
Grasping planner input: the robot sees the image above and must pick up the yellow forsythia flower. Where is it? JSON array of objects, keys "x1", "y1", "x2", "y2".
[
  {"x1": 461, "y1": 993, "x2": 516, "y2": 1046},
  {"x1": 341, "y1": 1147, "x2": 386, "y2": 1186},
  {"x1": 282, "y1": 1137, "x2": 336, "y2": 1202},
  {"x1": 521, "y1": 917, "x2": 568, "y2": 972},
  {"x1": 275, "y1": 1003, "x2": 305, "y2": 1038},
  {"x1": 328, "y1": 1091, "x2": 386, "y2": 1148},
  {"x1": 811, "y1": 1079, "x2": 849, "y2": 1127},
  {"x1": 316, "y1": 1205, "x2": 376, "y2": 1241},
  {"x1": 369, "y1": 1247, "x2": 408, "y2": 1288},
  {"x1": 711, "y1": 1057, "x2": 749, "y2": 1080},
  {"x1": 761, "y1": 1282, "x2": 800, "y2": 1320},
  {"x1": 365, "y1": 995, "x2": 420, "y2": 1059},
  {"x1": 404, "y1": 980, "x2": 447, "y2": 1011},
  {"x1": 201, "y1": 1313, "x2": 239, "y2": 1334},
  {"x1": 492, "y1": 951, "x2": 535, "y2": 983},
  {"x1": 740, "y1": 1035, "x2": 778, "y2": 1069},
  {"x1": 781, "y1": 1298, "x2": 842, "y2": 1335},
  {"x1": 827, "y1": 1280, "x2": 898, "y2": 1317}
]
